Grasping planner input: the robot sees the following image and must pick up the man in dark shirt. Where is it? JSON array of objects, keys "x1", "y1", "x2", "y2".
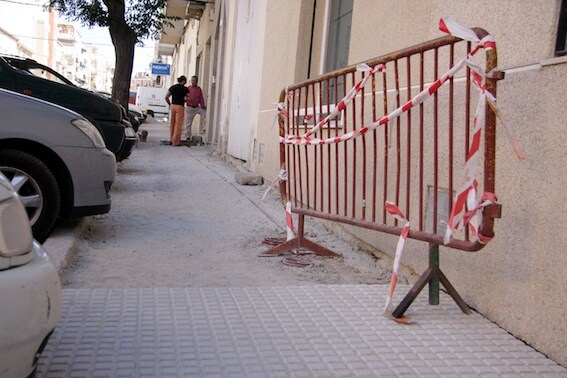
[
  {"x1": 165, "y1": 76, "x2": 189, "y2": 146},
  {"x1": 182, "y1": 76, "x2": 207, "y2": 140}
]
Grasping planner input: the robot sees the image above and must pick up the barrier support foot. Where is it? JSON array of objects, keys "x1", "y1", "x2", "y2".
[
  {"x1": 258, "y1": 236, "x2": 341, "y2": 257},
  {"x1": 259, "y1": 214, "x2": 341, "y2": 258},
  {"x1": 391, "y1": 243, "x2": 470, "y2": 318}
]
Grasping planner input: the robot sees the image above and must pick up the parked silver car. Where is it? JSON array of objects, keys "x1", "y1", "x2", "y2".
[
  {"x1": 0, "y1": 172, "x2": 62, "y2": 378},
  {"x1": 0, "y1": 88, "x2": 116, "y2": 242}
]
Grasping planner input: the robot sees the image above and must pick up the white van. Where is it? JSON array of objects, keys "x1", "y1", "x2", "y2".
[{"x1": 135, "y1": 86, "x2": 168, "y2": 116}]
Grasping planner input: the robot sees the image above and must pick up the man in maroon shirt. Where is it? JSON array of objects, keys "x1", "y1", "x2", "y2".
[{"x1": 182, "y1": 76, "x2": 207, "y2": 140}]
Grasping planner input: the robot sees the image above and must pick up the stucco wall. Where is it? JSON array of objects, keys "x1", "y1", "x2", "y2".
[
  {"x1": 343, "y1": 0, "x2": 566, "y2": 366},
  {"x1": 252, "y1": 1, "x2": 304, "y2": 176},
  {"x1": 252, "y1": 0, "x2": 566, "y2": 366}
]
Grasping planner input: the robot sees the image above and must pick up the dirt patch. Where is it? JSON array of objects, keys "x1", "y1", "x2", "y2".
[{"x1": 63, "y1": 118, "x2": 394, "y2": 288}]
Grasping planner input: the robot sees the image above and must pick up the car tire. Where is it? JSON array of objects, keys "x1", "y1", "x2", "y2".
[{"x1": 0, "y1": 150, "x2": 60, "y2": 243}]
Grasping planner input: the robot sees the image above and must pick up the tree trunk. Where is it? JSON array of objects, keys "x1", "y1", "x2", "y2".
[{"x1": 104, "y1": 0, "x2": 137, "y2": 110}]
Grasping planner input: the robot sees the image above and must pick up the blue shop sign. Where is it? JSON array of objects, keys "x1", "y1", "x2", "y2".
[{"x1": 151, "y1": 63, "x2": 171, "y2": 75}]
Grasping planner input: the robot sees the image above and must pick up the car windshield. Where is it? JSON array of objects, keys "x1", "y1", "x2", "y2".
[
  {"x1": 25, "y1": 66, "x2": 75, "y2": 86},
  {"x1": 3, "y1": 57, "x2": 76, "y2": 86}
]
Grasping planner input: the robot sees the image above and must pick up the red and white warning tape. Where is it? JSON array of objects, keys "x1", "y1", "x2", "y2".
[
  {"x1": 280, "y1": 19, "x2": 494, "y2": 146},
  {"x1": 284, "y1": 201, "x2": 295, "y2": 241},
  {"x1": 260, "y1": 169, "x2": 295, "y2": 240},
  {"x1": 440, "y1": 17, "x2": 524, "y2": 244},
  {"x1": 384, "y1": 202, "x2": 410, "y2": 314},
  {"x1": 262, "y1": 169, "x2": 287, "y2": 201}
]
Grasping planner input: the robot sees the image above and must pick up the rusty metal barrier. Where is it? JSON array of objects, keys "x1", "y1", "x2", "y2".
[{"x1": 262, "y1": 27, "x2": 505, "y2": 318}]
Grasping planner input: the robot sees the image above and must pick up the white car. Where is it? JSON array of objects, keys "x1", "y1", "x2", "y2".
[
  {"x1": 0, "y1": 172, "x2": 62, "y2": 378},
  {"x1": 0, "y1": 88, "x2": 117, "y2": 242}
]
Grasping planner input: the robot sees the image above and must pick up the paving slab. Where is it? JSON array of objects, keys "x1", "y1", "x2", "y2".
[{"x1": 37, "y1": 285, "x2": 566, "y2": 377}]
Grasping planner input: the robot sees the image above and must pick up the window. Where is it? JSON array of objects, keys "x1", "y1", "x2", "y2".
[
  {"x1": 324, "y1": 0, "x2": 354, "y2": 73},
  {"x1": 195, "y1": 54, "x2": 201, "y2": 78},
  {"x1": 323, "y1": 0, "x2": 354, "y2": 103},
  {"x1": 556, "y1": 0, "x2": 567, "y2": 56}
]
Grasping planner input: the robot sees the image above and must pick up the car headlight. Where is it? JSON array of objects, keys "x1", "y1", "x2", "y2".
[
  {"x1": 71, "y1": 119, "x2": 106, "y2": 148},
  {"x1": 0, "y1": 179, "x2": 33, "y2": 257},
  {"x1": 124, "y1": 126, "x2": 136, "y2": 138}
]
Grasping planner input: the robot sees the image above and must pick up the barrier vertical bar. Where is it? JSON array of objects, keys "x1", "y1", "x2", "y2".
[
  {"x1": 382, "y1": 68, "x2": 389, "y2": 224},
  {"x1": 405, "y1": 56, "x2": 412, "y2": 219},
  {"x1": 279, "y1": 90, "x2": 288, "y2": 206},
  {"x1": 334, "y1": 76, "x2": 339, "y2": 215},
  {"x1": 431, "y1": 47, "x2": 440, "y2": 303},
  {"x1": 297, "y1": 88, "x2": 304, "y2": 209},
  {"x1": 311, "y1": 83, "x2": 318, "y2": 211},
  {"x1": 325, "y1": 79, "x2": 330, "y2": 213},
  {"x1": 361, "y1": 71, "x2": 367, "y2": 220},
  {"x1": 285, "y1": 91, "x2": 291, "y2": 206},
  {"x1": 342, "y1": 73, "x2": 348, "y2": 217},
  {"x1": 419, "y1": 52, "x2": 425, "y2": 231},
  {"x1": 465, "y1": 41, "x2": 472, "y2": 241},
  {"x1": 394, "y1": 59, "x2": 401, "y2": 226},
  {"x1": 449, "y1": 43, "x2": 455, "y2": 221},
  {"x1": 351, "y1": 72, "x2": 357, "y2": 218},
  {"x1": 296, "y1": 90, "x2": 299, "y2": 207},
  {"x1": 371, "y1": 72, "x2": 377, "y2": 223},
  {"x1": 303, "y1": 85, "x2": 310, "y2": 210},
  {"x1": 433, "y1": 47, "x2": 439, "y2": 235},
  {"x1": 317, "y1": 82, "x2": 322, "y2": 212}
]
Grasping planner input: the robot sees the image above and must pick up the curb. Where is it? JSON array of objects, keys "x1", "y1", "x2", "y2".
[{"x1": 42, "y1": 217, "x2": 91, "y2": 278}]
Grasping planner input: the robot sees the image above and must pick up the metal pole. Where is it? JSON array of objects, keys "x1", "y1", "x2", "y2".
[{"x1": 429, "y1": 243, "x2": 440, "y2": 305}]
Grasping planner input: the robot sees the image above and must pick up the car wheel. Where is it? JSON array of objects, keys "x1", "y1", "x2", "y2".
[{"x1": 0, "y1": 150, "x2": 60, "y2": 243}]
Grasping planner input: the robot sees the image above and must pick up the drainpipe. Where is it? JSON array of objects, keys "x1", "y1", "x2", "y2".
[
  {"x1": 307, "y1": 0, "x2": 317, "y2": 79},
  {"x1": 319, "y1": 0, "x2": 330, "y2": 75}
]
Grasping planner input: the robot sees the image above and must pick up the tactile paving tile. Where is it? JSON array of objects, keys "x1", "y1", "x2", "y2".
[{"x1": 37, "y1": 286, "x2": 567, "y2": 377}]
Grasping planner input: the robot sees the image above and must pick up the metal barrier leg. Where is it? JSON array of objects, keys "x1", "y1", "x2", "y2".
[
  {"x1": 259, "y1": 238, "x2": 300, "y2": 256},
  {"x1": 392, "y1": 243, "x2": 470, "y2": 318},
  {"x1": 438, "y1": 269, "x2": 471, "y2": 314},
  {"x1": 429, "y1": 244, "x2": 440, "y2": 305},
  {"x1": 259, "y1": 214, "x2": 341, "y2": 258}
]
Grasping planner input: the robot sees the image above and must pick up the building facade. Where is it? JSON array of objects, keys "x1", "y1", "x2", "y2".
[{"x1": 159, "y1": 0, "x2": 567, "y2": 366}]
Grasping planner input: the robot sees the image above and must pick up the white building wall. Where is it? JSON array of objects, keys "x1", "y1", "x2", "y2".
[
  {"x1": 210, "y1": 0, "x2": 237, "y2": 152},
  {"x1": 226, "y1": 1, "x2": 267, "y2": 161}
]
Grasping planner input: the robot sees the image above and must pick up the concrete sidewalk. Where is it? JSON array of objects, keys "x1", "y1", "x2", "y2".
[{"x1": 37, "y1": 286, "x2": 565, "y2": 377}]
